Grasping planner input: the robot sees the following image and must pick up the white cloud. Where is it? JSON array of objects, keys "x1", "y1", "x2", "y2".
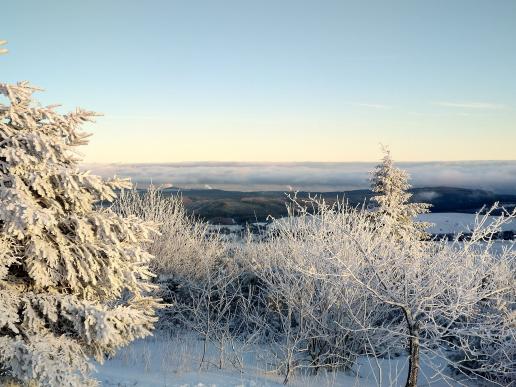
[
  {"x1": 413, "y1": 191, "x2": 441, "y2": 201},
  {"x1": 352, "y1": 103, "x2": 392, "y2": 109},
  {"x1": 434, "y1": 102, "x2": 506, "y2": 110},
  {"x1": 82, "y1": 161, "x2": 516, "y2": 194}
]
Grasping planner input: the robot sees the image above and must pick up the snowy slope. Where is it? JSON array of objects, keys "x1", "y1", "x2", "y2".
[{"x1": 417, "y1": 213, "x2": 516, "y2": 234}]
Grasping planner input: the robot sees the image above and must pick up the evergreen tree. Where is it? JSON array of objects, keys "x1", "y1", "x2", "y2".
[
  {"x1": 0, "y1": 82, "x2": 160, "y2": 386},
  {"x1": 370, "y1": 149, "x2": 431, "y2": 239}
]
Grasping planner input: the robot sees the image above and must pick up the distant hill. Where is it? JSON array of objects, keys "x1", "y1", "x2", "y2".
[{"x1": 150, "y1": 187, "x2": 516, "y2": 224}]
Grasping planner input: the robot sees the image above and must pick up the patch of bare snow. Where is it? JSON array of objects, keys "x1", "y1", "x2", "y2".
[
  {"x1": 95, "y1": 334, "x2": 471, "y2": 387},
  {"x1": 417, "y1": 213, "x2": 516, "y2": 234}
]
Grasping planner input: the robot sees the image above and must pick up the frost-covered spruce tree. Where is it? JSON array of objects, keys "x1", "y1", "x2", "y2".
[
  {"x1": 0, "y1": 82, "x2": 160, "y2": 386},
  {"x1": 370, "y1": 149, "x2": 431, "y2": 239}
]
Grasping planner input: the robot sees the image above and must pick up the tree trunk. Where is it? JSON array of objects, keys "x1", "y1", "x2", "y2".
[
  {"x1": 283, "y1": 359, "x2": 292, "y2": 385},
  {"x1": 406, "y1": 324, "x2": 420, "y2": 387}
]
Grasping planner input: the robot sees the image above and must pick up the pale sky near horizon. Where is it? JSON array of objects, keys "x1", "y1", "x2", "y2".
[{"x1": 2, "y1": 0, "x2": 516, "y2": 163}]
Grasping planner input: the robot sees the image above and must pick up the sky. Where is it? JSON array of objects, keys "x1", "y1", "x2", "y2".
[{"x1": 2, "y1": 0, "x2": 516, "y2": 164}]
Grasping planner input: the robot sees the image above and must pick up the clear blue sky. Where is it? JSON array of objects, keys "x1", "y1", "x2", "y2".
[{"x1": 2, "y1": 0, "x2": 515, "y2": 162}]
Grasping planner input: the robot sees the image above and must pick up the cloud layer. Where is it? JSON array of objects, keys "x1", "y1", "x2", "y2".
[
  {"x1": 433, "y1": 102, "x2": 507, "y2": 110},
  {"x1": 82, "y1": 161, "x2": 516, "y2": 193}
]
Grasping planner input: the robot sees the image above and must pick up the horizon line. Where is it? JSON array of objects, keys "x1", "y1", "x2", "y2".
[{"x1": 82, "y1": 159, "x2": 516, "y2": 165}]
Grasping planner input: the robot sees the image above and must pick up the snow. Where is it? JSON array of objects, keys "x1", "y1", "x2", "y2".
[
  {"x1": 95, "y1": 334, "x2": 470, "y2": 387},
  {"x1": 418, "y1": 212, "x2": 516, "y2": 234},
  {"x1": 270, "y1": 211, "x2": 516, "y2": 238},
  {"x1": 209, "y1": 213, "x2": 516, "y2": 241}
]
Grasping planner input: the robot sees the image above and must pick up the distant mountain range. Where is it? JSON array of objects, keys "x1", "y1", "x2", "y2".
[{"x1": 151, "y1": 187, "x2": 516, "y2": 224}]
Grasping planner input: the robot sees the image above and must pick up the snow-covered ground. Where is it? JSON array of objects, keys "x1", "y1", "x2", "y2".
[
  {"x1": 95, "y1": 333, "x2": 472, "y2": 387},
  {"x1": 417, "y1": 212, "x2": 516, "y2": 234},
  {"x1": 207, "y1": 224, "x2": 245, "y2": 242},
  {"x1": 268, "y1": 212, "x2": 516, "y2": 236},
  {"x1": 210, "y1": 213, "x2": 516, "y2": 243}
]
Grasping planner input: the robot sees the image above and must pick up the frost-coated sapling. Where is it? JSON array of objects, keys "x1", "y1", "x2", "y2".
[{"x1": 370, "y1": 149, "x2": 431, "y2": 240}]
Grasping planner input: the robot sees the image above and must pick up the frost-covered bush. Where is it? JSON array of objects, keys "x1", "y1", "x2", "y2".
[
  {"x1": 347, "y1": 212, "x2": 514, "y2": 386},
  {"x1": 112, "y1": 186, "x2": 226, "y2": 281},
  {"x1": 111, "y1": 187, "x2": 230, "y2": 328},
  {"x1": 444, "y1": 209, "x2": 516, "y2": 385},
  {"x1": 260, "y1": 194, "x2": 515, "y2": 386},
  {"x1": 112, "y1": 187, "x2": 244, "y2": 366},
  {"x1": 169, "y1": 258, "x2": 256, "y2": 370},
  {"x1": 237, "y1": 198, "x2": 391, "y2": 383},
  {"x1": 110, "y1": 156, "x2": 514, "y2": 386},
  {"x1": 450, "y1": 290, "x2": 515, "y2": 385},
  {"x1": 0, "y1": 82, "x2": 160, "y2": 386}
]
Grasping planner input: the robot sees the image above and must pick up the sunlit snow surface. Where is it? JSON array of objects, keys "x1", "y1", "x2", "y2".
[
  {"x1": 417, "y1": 213, "x2": 516, "y2": 234},
  {"x1": 95, "y1": 333, "x2": 471, "y2": 387}
]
